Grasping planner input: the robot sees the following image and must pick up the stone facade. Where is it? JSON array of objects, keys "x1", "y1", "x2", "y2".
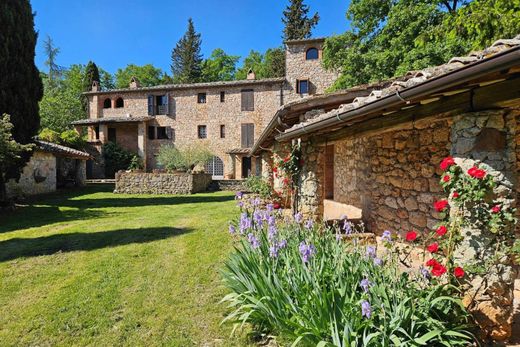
[
  {"x1": 285, "y1": 38, "x2": 340, "y2": 103},
  {"x1": 114, "y1": 172, "x2": 212, "y2": 195},
  {"x1": 79, "y1": 38, "x2": 340, "y2": 180},
  {"x1": 6, "y1": 151, "x2": 57, "y2": 198}
]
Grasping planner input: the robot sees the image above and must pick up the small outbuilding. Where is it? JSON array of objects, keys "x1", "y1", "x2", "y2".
[{"x1": 6, "y1": 140, "x2": 91, "y2": 198}]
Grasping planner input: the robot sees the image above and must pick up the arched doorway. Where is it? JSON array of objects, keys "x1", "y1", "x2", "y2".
[{"x1": 205, "y1": 156, "x2": 224, "y2": 179}]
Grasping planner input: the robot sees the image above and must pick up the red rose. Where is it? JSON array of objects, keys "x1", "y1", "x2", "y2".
[
  {"x1": 436, "y1": 225, "x2": 447, "y2": 236},
  {"x1": 431, "y1": 263, "x2": 447, "y2": 277},
  {"x1": 434, "y1": 200, "x2": 449, "y2": 212},
  {"x1": 272, "y1": 167, "x2": 278, "y2": 172},
  {"x1": 442, "y1": 175, "x2": 451, "y2": 182},
  {"x1": 405, "y1": 231, "x2": 418, "y2": 242},
  {"x1": 468, "y1": 167, "x2": 486, "y2": 179},
  {"x1": 426, "y1": 258, "x2": 439, "y2": 267},
  {"x1": 440, "y1": 157, "x2": 455, "y2": 171},
  {"x1": 283, "y1": 157, "x2": 290, "y2": 163},
  {"x1": 273, "y1": 202, "x2": 281, "y2": 209},
  {"x1": 453, "y1": 266, "x2": 465, "y2": 278},
  {"x1": 491, "y1": 205, "x2": 501, "y2": 214},
  {"x1": 427, "y1": 242, "x2": 439, "y2": 253},
  {"x1": 452, "y1": 191, "x2": 459, "y2": 199},
  {"x1": 283, "y1": 178, "x2": 289, "y2": 185}
]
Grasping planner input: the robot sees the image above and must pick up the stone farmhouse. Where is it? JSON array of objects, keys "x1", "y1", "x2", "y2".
[
  {"x1": 73, "y1": 38, "x2": 338, "y2": 179},
  {"x1": 252, "y1": 36, "x2": 520, "y2": 339}
]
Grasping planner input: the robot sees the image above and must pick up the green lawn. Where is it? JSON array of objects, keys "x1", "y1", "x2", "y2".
[{"x1": 0, "y1": 185, "x2": 248, "y2": 346}]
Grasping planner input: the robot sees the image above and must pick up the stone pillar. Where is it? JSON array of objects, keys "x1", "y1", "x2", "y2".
[
  {"x1": 99, "y1": 124, "x2": 108, "y2": 144},
  {"x1": 450, "y1": 110, "x2": 517, "y2": 341},
  {"x1": 298, "y1": 139, "x2": 325, "y2": 219},
  {"x1": 137, "y1": 122, "x2": 147, "y2": 171},
  {"x1": 75, "y1": 160, "x2": 86, "y2": 186}
]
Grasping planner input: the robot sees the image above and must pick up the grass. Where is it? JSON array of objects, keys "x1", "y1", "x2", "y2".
[{"x1": 0, "y1": 185, "x2": 249, "y2": 346}]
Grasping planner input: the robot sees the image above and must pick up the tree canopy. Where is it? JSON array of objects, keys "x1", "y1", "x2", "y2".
[
  {"x1": 323, "y1": 0, "x2": 520, "y2": 90},
  {"x1": 282, "y1": 0, "x2": 319, "y2": 41},
  {"x1": 114, "y1": 64, "x2": 171, "y2": 89},
  {"x1": 171, "y1": 18, "x2": 203, "y2": 84},
  {"x1": 201, "y1": 49, "x2": 240, "y2": 82},
  {"x1": 235, "y1": 47, "x2": 286, "y2": 80},
  {"x1": 0, "y1": 0, "x2": 43, "y2": 198}
]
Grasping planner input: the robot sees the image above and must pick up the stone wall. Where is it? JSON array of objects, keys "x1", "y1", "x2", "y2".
[
  {"x1": 6, "y1": 151, "x2": 56, "y2": 198},
  {"x1": 326, "y1": 118, "x2": 451, "y2": 236},
  {"x1": 114, "y1": 172, "x2": 212, "y2": 194},
  {"x1": 298, "y1": 139, "x2": 325, "y2": 217}
]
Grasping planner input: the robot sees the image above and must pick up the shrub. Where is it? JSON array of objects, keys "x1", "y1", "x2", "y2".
[
  {"x1": 157, "y1": 143, "x2": 213, "y2": 172},
  {"x1": 38, "y1": 128, "x2": 60, "y2": 143},
  {"x1": 102, "y1": 142, "x2": 136, "y2": 178},
  {"x1": 59, "y1": 129, "x2": 86, "y2": 149},
  {"x1": 222, "y1": 205, "x2": 475, "y2": 346},
  {"x1": 128, "y1": 155, "x2": 143, "y2": 170},
  {"x1": 244, "y1": 176, "x2": 272, "y2": 198}
]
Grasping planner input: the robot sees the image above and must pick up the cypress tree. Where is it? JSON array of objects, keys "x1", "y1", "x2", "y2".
[
  {"x1": 0, "y1": 0, "x2": 43, "y2": 201},
  {"x1": 81, "y1": 61, "x2": 100, "y2": 112},
  {"x1": 171, "y1": 18, "x2": 203, "y2": 84},
  {"x1": 282, "y1": 0, "x2": 320, "y2": 41}
]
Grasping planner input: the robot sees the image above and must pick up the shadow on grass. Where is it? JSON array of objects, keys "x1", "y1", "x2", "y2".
[
  {"x1": 0, "y1": 227, "x2": 191, "y2": 262},
  {"x1": 0, "y1": 184, "x2": 234, "y2": 234}
]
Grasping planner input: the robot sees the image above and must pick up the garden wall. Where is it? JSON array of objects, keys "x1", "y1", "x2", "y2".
[
  {"x1": 114, "y1": 172, "x2": 212, "y2": 194},
  {"x1": 5, "y1": 151, "x2": 57, "y2": 198}
]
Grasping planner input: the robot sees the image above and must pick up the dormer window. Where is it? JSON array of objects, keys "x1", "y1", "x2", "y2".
[
  {"x1": 115, "y1": 97, "x2": 124, "y2": 108},
  {"x1": 103, "y1": 98, "x2": 111, "y2": 109},
  {"x1": 305, "y1": 47, "x2": 319, "y2": 60}
]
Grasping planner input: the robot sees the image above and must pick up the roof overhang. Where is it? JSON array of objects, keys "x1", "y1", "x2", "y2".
[
  {"x1": 275, "y1": 44, "x2": 520, "y2": 143},
  {"x1": 35, "y1": 140, "x2": 91, "y2": 160}
]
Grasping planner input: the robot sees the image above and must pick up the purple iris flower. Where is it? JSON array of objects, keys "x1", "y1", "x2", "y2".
[
  {"x1": 269, "y1": 245, "x2": 279, "y2": 258},
  {"x1": 343, "y1": 220, "x2": 353, "y2": 235},
  {"x1": 299, "y1": 241, "x2": 316, "y2": 263},
  {"x1": 236, "y1": 191, "x2": 243, "y2": 199},
  {"x1": 268, "y1": 225, "x2": 277, "y2": 240},
  {"x1": 304, "y1": 219, "x2": 314, "y2": 230},
  {"x1": 267, "y1": 215, "x2": 276, "y2": 227},
  {"x1": 360, "y1": 278, "x2": 372, "y2": 293},
  {"x1": 361, "y1": 300, "x2": 372, "y2": 319},
  {"x1": 229, "y1": 225, "x2": 236, "y2": 234},
  {"x1": 373, "y1": 257, "x2": 383, "y2": 266},
  {"x1": 253, "y1": 210, "x2": 263, "y2": 227},
  {"x1": 278, "y1": 239, "x2": 288, "y2": 249},
  {"x1": 336, "y1": 233, "x2": 342, "y2": 241},
  {"x1": 266, "y1": 204, "x2": 274, "y2": 212},
  {"x1": 366, "y1": 246, "x2": 376, "y2": 258},
  {"x1": 253, "y1": 197, "x2": 261, "y2": 206},
  {"x1": 239, "y1": 213, "x2": 252, "y2": 234},
  {"x1": 237, "y1": 201, "x2": 244, "y2": 208},
  {"x1": 294, "y1": 213, "x2": 303, "y2": 223},
  {"x1": 382, "y1": 230, "x2": 392, "y2": 243},
  {"x1": 247, "y1": 233, "x2": 260, "y2": 249},
  {"x1": 420, "y1": 266, "x2": 430, "y2": 279}
]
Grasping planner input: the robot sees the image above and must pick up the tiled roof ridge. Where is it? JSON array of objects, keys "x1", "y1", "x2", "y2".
[
  {"x1": 283, "y1": 35, "x2": 520, "y2": 134},
  {"x1": 34, "y1": 139, "x2": 91, "y2": 159}
]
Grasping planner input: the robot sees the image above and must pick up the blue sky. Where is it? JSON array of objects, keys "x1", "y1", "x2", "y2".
[{"x1": 31, "y1": 0, "x2": 351, "y2": 75}]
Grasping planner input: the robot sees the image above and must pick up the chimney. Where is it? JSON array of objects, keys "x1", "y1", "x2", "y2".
[
  {"x1": 91, "y1": 80, "x2": 100, "y2": 91},
  {"x1": 246, "y1": 68, "x2": 256, "y2": 80},
  {"x1": 129, "y1": 76, "x2": 141, "y2": 89}
]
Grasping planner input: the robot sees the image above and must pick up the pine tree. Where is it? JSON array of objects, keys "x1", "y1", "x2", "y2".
[
  {"x1": 171, "y1": 18, "x2": 203, "y2": 84},
  {"x1": 282, "y1": 0, "x2": 320, "y2": 41},
  {"x1": 43, "y1": 35, "x2": 64, "y2": 88},
  {"x1": 0, "y1": 0, "x2": 43, "y2": 202},
  {"x1": 81, "y1": 61, "x2": 100, "y2": 112}
]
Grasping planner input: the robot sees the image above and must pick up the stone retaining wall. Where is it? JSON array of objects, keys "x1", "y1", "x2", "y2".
[{"x1": 114, "y1": 172, "x2": 212, "y2": 194}]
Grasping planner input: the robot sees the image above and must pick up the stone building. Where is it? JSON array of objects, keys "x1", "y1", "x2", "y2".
[
  {"x1": 252, "y1": 36, "x2": 520, "y2": 340},
  {"x1": 73, "y1": 38, "x2": 339, "y2": 179},
  {"x1": 6, "y1": 140, "x2": 90, "y2": 198}
]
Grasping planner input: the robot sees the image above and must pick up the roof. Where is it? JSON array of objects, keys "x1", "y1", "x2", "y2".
[
  {"x1": 250, "y1": 80, "x2": 392, "y2": 155},
  {"x1": 71, "y1": 115, "x2": 153, "y2": 125},
  {"x1": 276, "y1": 35, "x2": 520, "y2": 142},
  {"x1": 285, "y1": 37, "x2": 326, "y2": 45},
  {"x1": 83, "y1": 77, "x2": 286, "y2": 96},
  {"x1": 35, "y1": 140, "x2": 91, "y2": 160}
]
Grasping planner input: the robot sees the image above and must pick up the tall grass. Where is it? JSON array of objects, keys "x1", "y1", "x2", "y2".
[{"x1": 221, "y1": 206, "x2": 476, "y2": 346}]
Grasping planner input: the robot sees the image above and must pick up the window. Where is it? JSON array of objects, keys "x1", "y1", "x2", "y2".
[
  {"x1": 115, "y1": 97, "x2": 124, "y2": 108},
  {"x1": 220, "y1": 91, "x2": 225, "y2": 102},
  {"x1": 148, "y1": 126, "x2": 155, "y2": 140},
  {"x1": 241, "y1": 89, "x2": 254, "y2": 111},
  {"x1": 157, "y1": 127, "x2": 168, "y2": 139},
  {"x1": 108, "y1": 128, "x2": 116, "y2": 143},
  {"x1": 198, "y1": 125, "x2": 207, "y2": 139},
  {"x1": 94, "y1": 126, "x2": 100, "y2": 140},
  {"x1": 197, "y1": 93, "x2": 207, "y2": 104},
  {"x1": 103, "y1": 98, "x2": 111, "y2": 109},
  {"x1": 220, "y1": 125, "x2": 226, "y2": 138},
  {"x1": 297, "y1": 79, "x2": 309, "y2": 94},
  {"x1": 241, "y1": 123, "x2": 254, "y2": 148},
  {"x1": 205, "y1": 156, "x2": 224, "y2": 178},
  {"x1": 306, "y1": 47, "x2": 319, "y2": 60},
  {"x1": 147, "y1": 94, "x2": 170, "y2": 115}
]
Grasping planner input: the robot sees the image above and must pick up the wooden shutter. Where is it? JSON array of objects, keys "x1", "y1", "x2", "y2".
[
  {"x1": 241, "y1": 89, "x2": 254, "y2": 111},
  {"x1": 241, "y1": 124, "x2": 247, "y2": 148},
  {"x1": 147, "y1": 95, "x2": 155, "y2": 115},
  {"x1": 247, "y1": 124, "x2": 254, "y2": 147},
  {"x1": 164, "y1": 94, "x2": 169, "y2": 115}
]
